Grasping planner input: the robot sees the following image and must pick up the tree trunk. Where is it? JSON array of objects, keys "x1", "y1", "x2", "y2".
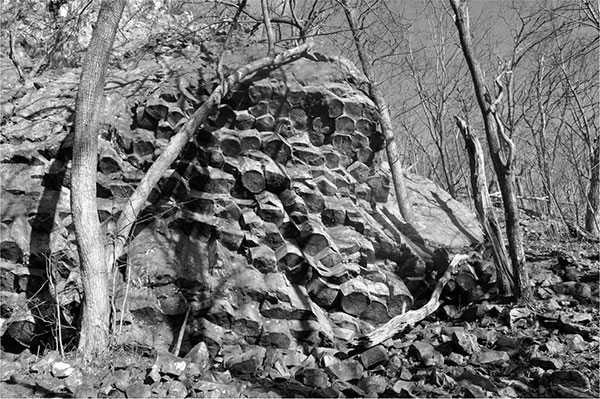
[
  {"x1": 261, "y1": 0, "x2": 275, "y2": 55},
  {"x1": 449, "y1": 0, "x2": 532, "y2": 303},
  {"x1": 72, "y1": 0, "x2": 126, "y2": 360},
  {"x1": 533, "y1": 58, "x2": 554, "y2": 216},
  {"x1": 340, "y1": 0, "x2": 413, "y2": 225},
  {"x1": 455, "y1": 117, "x2": 514, "y2": 296},
  {"x1": 585, "y1": 138, "x2": 600, "y2": 236}
]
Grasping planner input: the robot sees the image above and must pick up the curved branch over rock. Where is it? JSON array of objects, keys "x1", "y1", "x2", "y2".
[{"x1": 109, "y1": 42, "x2": 314, "y2": 268}]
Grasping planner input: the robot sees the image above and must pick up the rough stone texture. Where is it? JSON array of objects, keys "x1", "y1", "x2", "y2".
[
  {"x1": 51, "y1": 362, "x2": 75, "y2": 378},
  {"x1": 0, "y1": 52, "x2": 484, "y2": 371},
  {"x1": 452, "y1": 330, "x2": 482, "y2": 355},
  {"x1": 125, "y1": 381, "x2": 152, "y2": 398},
  {"x1": 223, "y1": 345, "x2": 267, "y2": 375},
  {"x1": 154, "y1": 352, "x2": 188, "y2": 377},
  {"x1": 408, "y1": 341, "x2": 436, "y2": 364},
  {"x1": 325, "y1": 359, "x2": 364, "y2": 382},
  {"x1": 530, "y1": 356, "x2": 563, "y2": 370},
  {"x1": 384, "y1": 173, "x2": 484, "y2": 249},
  {"x1": 472, "y1": 350, "x2": 510, "y2": 366},
  {"x1": 301, "y1": 368, "x2": 330, "y2": 388}
]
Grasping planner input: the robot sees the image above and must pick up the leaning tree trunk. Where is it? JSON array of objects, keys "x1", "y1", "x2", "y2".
[
  {"x1": 585, "y1": 138, "x2": 600, "y2": 237},
  {"x1": 71, "y1": 0, "x2": 126, "y2": 360},
  {"x1": 340, "y1": 0, "x2": 413, "y2": 225},
  {"x1": 455, "y1": 116, "x2": 514, "y2": 296},
  {"x1": 108, "y1": 42, "x2": 313, "y2": 268},
  {"x1": 449, "y1": 0, "x2": 532, "y2": 303}
]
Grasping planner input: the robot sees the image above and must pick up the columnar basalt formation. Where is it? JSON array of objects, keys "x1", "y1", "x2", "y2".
[{"x1": 0, "y1": 53, "x2": 484, "y2": 365}]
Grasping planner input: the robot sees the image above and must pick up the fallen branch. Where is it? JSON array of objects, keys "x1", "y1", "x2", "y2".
[
  {"x1": 173, "y1": 305, "x2": 191, "y2": 356},
  {"x1": 350, "y1": 254, "x2": 470, "y2": 350},
  {"x1": 108, "y1": 41, "x2": 313, "y2": 269}
]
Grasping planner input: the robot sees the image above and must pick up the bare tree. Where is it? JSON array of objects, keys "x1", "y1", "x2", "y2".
[
  {"x1": 586, "y1": 141, "x2": 600, "y2": 236},
  {"x1": 502, "y1": 0, "x2": 599, "y2": 235},
  {"x1": 339, "y1": 0, "x2": 413, "y2": 224},
  {"x1": 449, "y1": 0, "x2": 532, "y2": 303},
  {"x1": 405, "y1": 3, "x2": 469, "y2": 198},
  {"x1": 71, "y1": 2, "x2": 316, "y2": 362},
  {"x1": 261, "y1": 0, "x2": 275, "y2": 54},
  {"x1": 71, "y1": 0, "x2": 126, "y2": 360}
]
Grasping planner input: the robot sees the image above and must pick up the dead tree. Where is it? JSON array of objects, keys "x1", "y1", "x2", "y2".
[
  {"x1": 108, "y1": 42, "x2": 314, "y2": 269},
  {"x1": 340, "y1": 0, "x2": 413, "y2": 225},
  {"x1": 585, "y1": 140, "x2": 600, "y2": 236},
  {"x1": 455, "y1": 116, "x2": 514, "y2": 296},
  {"x1": 449, "y1": 0, "x2": 532, "y2": 303}
]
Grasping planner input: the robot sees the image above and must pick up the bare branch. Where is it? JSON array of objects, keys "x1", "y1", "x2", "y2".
[
  {"x1": 217, "y1": 0, "x2": 248, "y2": 83},
  {"x1": 339, "y1": 0, "x2": 414, "y2": 224},
  {"x1": 109, "y1": 42, "x2": 314, "y2": 268},
  {"x1": 351, "y1": 254, "x2": 470, "y2": 350}
]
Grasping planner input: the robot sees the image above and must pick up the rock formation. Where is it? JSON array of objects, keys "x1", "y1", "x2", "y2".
[{"x1": 0, "y1": 50, "x2": 483, "y2": 367}]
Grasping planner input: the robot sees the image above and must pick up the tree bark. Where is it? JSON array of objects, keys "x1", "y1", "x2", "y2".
[
  {"x1": 533, "y1": 60, "x2": 554, "y2": 216},
  {"x1": 352, "y1": 254, "x2": 470, "y2": 350},
  {"x1": 585, "y1": 139, "x2": 600, "y2": 236},
  {"x1": 71, "y1": 0, "x2": 126, "y2": 360},
  {"x1": 455, "y1": 116, "x2": 514, "y2": 295},
  {"x1": 340, "y1": 0, "x2": 413, "y2": 225},
  {"x1": 449, "y1": 0, "x2": 532, "y2": 303}
]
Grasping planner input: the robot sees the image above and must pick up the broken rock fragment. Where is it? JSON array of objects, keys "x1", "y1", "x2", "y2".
[
  {"x1": 154, "y1": 352, "x2": 188, "y2": 377},
  {"x1": 223, "y1": 345, "x2": 267, "y2": 375},
  {"x1": 325, "y1": 358, "x2": 364, "y2": 382}
]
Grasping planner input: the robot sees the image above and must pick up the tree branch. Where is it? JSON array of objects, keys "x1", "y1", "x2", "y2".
[
  {"x1": 340, "y1": 0, "x2": 413, "y2": 224},
  {"x1": 217, "y1": 0, "x2": 247, "y2": 83},
  {"x1": 261, "y1": 0, "x2": 276, "y2": 55},
  {"x1": 108, "y1": 42, "x2": 314, "y2": 269}
]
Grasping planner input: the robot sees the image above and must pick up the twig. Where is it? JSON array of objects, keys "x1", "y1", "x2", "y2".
[
  {"x1": 8, "y1": 20, "x2": 25, "y2": 84},
  {"x1": 172, "y1": 305, "x2": 191, "y2": 356},
  {"x1": 46, "y1": 256, "x2": 64, "y2": 358},
  {"x1": 117, "y1": 256, "x2": 132, "y2": 337}
]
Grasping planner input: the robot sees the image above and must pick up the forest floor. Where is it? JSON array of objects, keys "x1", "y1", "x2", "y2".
[{"x1": 0, "y1": 213, "x2": 598, "y2": 398}]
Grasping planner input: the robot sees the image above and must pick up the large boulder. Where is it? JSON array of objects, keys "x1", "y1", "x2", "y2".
[{"x1": 0, "y1": 50, "x2": 484, "y2": 356}]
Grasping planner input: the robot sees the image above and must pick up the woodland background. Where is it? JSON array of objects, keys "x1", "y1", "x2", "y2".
[
  {"x1": 0, "y1": 0, "x2": 598, "y2": 397},
  {"x1": 2, "y1": 0, "x2": 598, "y2": 235}
]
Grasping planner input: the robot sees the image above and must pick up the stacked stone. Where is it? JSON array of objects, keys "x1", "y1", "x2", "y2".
[
  {"x1": 114, "y1": 61, "x2": 422, "y2": 355},
  {"x1": 0, "y1": 66, "x2": 212, "y2": 351},
  {"x1": 0, "y1": 57, "x2": 446, "y2": 374}
]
